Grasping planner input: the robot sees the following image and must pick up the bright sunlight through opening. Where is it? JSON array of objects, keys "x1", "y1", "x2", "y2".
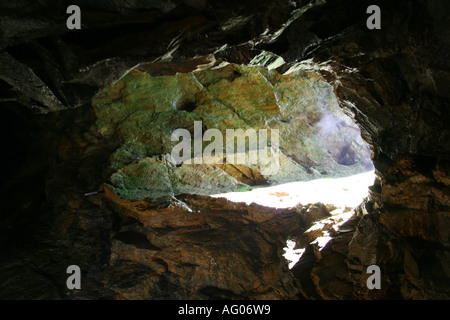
[{"x1": 212, "y1": 170, "x2": 376, "y2": 268}]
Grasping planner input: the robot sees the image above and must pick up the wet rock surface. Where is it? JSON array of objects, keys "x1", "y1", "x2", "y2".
[{"x1": 0, "y1": 0, "x2": 449, "y2": 299}]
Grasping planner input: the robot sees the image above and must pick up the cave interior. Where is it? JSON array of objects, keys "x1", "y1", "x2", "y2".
[{"x1": 0, "y1": 0, "x2": 449, "y2": 300}]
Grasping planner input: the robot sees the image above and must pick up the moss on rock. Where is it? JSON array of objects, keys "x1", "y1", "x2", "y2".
[{"x1": 92, "y1": 64, "x2": 371, "y2": 200}]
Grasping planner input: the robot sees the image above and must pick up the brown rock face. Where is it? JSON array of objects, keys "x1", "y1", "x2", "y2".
[
  {"x1": 0, "y1": 0, "x2": 449, "y2": 300},
  {"x1": 101, "y1": 187, "x2": 305, "y2": 299}
]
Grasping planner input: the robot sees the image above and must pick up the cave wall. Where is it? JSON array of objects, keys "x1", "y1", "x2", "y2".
[
  {"x1": 0, "y1": 0, "x2": 449, "y2": 299},
  {"x1": 91, "y1": 63, "x2": 372, "y2": 201},
  {"x1": 284, "y1": 0, "x2": 450, "y2": 299}
]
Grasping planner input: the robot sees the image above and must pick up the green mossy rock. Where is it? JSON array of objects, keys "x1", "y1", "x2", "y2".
[{"x1": 93, "y1": 64, "x2": 371, "y2": 201}]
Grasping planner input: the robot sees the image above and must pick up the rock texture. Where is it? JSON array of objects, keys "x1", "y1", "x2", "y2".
[
  {"x1": 0, "y1": 0, "x2": 449, "y2": 300},
  {"x1": 92, "y1": 63, "x2": 371, "y2": 201},
  {"x1": 286, "y1": 0, "x2": 450, "y2": 299},
  {"x1": 100, "y1": 187, "x2": 306, "y2": 299}
]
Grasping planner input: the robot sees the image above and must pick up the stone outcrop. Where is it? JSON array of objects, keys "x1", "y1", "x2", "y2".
[
  {"x1": 100, "y1": 187, "x2": 306, "y2": 299},
  {"x1": 91, "y1": 63, "x2": 371, "y2": 201}
]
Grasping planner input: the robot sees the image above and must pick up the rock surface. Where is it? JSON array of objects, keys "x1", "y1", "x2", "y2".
[
  {"x1": 0, "y1": 0, "x2": 449, "y2": 300},
  {"x1": 91, "y1": 63, "x2": 371, "y2": 201},
  {"x1": 100, "y1": 187, "x2": 306, "y2": 299}
]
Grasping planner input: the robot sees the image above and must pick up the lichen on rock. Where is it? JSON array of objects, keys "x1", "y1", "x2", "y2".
[{"x1": 93, "y1": 63, "x2": 372, "y2": 201}]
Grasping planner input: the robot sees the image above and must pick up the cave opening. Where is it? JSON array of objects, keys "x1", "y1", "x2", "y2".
[
  {"x1": 0, "y1": 0, "x2": 449, "y2": 301},
  {"x1": 95, "y1": 62, "x2": 374, "y2": 202},
  {"x1": 93, "y1": 62, "x2": 375, "y2": 270}
]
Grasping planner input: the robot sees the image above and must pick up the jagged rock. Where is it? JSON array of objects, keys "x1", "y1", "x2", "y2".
[
  {"x1": 92, "y1": 63, "x2": 372, "y2": 200},
  {"x1": 0, "y1": 0, "x2": 449, "y2": 300},
  {"x1": 100, "y1": 187, "x2": 304, "y2": 299},
  {"x1": 294, "y1": 203, "x2": 331, "y2": 226}
]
